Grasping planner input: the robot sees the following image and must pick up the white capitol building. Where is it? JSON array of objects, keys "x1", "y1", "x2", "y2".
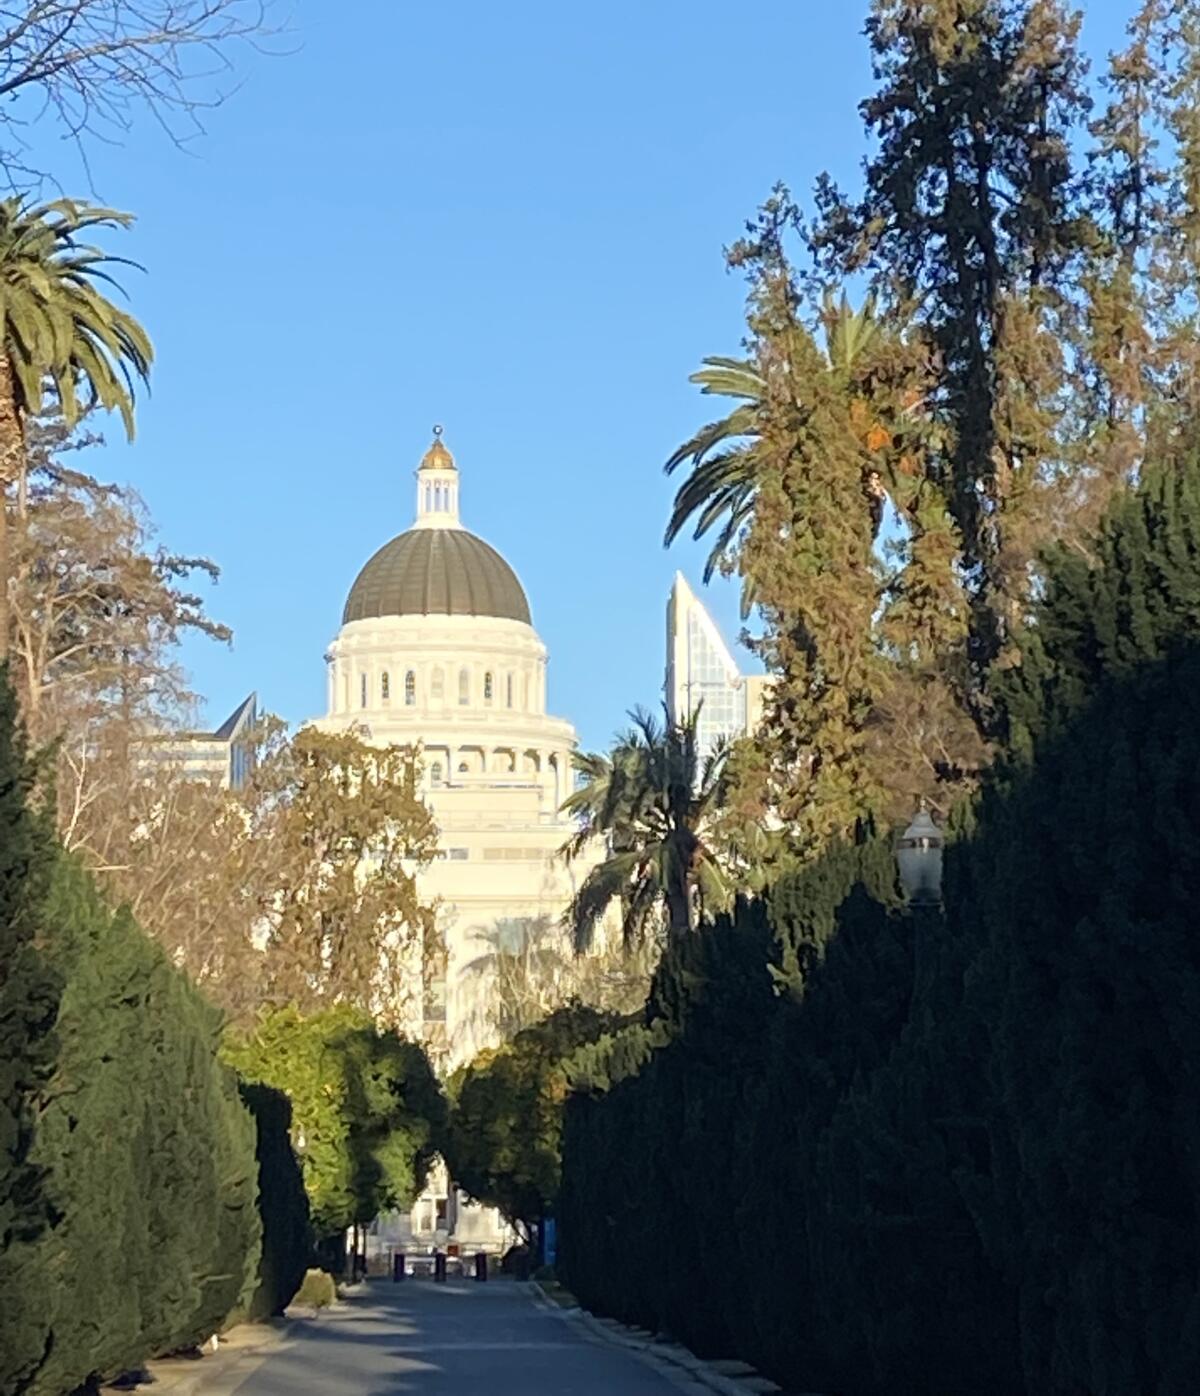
[
  {"x1": 316, "y1": 429, "x2": 592, "y2": 1254},
  {"x1": 318, "y1": 429, "x2": 588, "y2": 1068}
]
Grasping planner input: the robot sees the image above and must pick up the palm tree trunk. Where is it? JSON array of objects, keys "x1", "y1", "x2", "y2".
[
  {"x1": 665, "y1": 879, "x2": 692, "y2": 938},
  {"x1": 0, "y1": 352, "x2": 25, "y2": 660}
]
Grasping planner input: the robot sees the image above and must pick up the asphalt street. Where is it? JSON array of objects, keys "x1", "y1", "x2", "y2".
[{"x1": 213, "y1": 1279, "x2": 713, "y2": 1395}]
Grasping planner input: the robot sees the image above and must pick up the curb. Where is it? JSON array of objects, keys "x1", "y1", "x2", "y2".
[{"x1": 529, "y1": 1281, "x2": 784, "y2": 1396}]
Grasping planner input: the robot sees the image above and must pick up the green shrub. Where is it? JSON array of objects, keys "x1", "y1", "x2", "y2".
[{"x1": 294, "y1": 1269, "x2": 337, "y2": 1310}]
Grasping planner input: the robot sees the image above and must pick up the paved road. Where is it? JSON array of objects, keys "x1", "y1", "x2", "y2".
[{"x1": 214, "y1": 1280, "x2": 710, "y2": 1395}]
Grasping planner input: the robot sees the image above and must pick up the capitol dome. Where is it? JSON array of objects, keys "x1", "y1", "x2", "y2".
[
  {"x1": 343, "y1": 528, "x2": 531, "y2": 625},
  {"x1": 342, "y1": 428, "x2": 531, "y2": 627}
]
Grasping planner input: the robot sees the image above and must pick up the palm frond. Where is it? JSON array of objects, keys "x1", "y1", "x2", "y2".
[{"x1": 0, "y1": 195, "x2": 153, "y2": 440}]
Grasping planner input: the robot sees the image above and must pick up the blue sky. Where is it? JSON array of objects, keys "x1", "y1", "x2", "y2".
[{"x1": 27, "y1": 0, "x2": 1131, "y2": 752}]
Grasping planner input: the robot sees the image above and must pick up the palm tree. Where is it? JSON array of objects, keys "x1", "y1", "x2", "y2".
[
  {"x1": 0, "y1": 197, "x2": 153, "y2": 655},
  {"x1": 561, "y1": 707, "x2": 730, "y2": 950},
  {"x1": 663, "y1": 291, "x2": 889, "y2": 613}
]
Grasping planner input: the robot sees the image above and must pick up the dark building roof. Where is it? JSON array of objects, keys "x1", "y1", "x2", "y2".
[{"x1": 343, "y1": 528, "x2": 532, "y2": 626}]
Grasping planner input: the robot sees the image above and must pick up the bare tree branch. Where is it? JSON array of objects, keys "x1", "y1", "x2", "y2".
[{"x1": 0, "y1": 0, "x2": 288, "y2": 185}]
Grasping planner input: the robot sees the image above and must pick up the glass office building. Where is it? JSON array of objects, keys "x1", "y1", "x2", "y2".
[{"x1": 665, "y1": 572, "x2": 751, "y2": 763}]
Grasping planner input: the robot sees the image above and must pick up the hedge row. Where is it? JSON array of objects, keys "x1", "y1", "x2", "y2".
[
  {"x1": 0, "y1": 671, "x2": 307, "y2": 1395},
  {"x1": 559, "y1": 451, "x2": 1200, "y2": 1393}
]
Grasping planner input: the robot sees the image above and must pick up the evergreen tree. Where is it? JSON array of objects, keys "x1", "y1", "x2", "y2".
[
  {"x1": 22, "y1": 859, "x2": 260, "y2": 1394},
  {"x1": 446, "y1": 1004, "x2": 620, "y2": 1236},
  {"x1": 811, "y1": 0, "x2": 1092, "y2": 694},
  {"x1": 0, "y1": 665, "x2": 61, "y2": 1393},
  {"x1": 993, "y1": 437, "x2": 1200, "y2": 762},
  {"x1": 728, "y1": 192, "x2": 886, "y2": 858},
  {"x1": 240, "y1": 1084, "x2": 312, "y2": 1321}
]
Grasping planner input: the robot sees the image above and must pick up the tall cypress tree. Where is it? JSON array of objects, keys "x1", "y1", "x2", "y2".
[
  {"x1": 811, "y1": 0, "x2": 1092, "y2": 699},
  {"x1": 728, "y1": 193, "x2": 885, "y2": 859},
  {"x1": 0, "y1": 664, "x2": 61, "y2": 1392}
]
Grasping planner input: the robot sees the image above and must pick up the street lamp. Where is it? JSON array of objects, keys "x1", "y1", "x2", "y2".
[{"x1": 897, "y1": 808, "x2": 944, "y2": 907}]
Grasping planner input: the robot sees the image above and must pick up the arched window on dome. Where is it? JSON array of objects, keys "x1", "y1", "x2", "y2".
[
  {"x1": 484, "y1": 672, "x2": 494, "y2": 704},
  {"x1": 506, "y1": 673, "x2": 513, "y2": 709},
  {"x1": 458, "y1": 668, "x2": 470, "y2": 706},
  {"x1": 405, "y1": 670, "x2": 416, "y2": 706},
  {"x1": 381, "y1": 671, "x2": 390, "y2": 703},
  {"x1": 431, "y1": 667, "x2": 444, "y2": 700},
  {"x1": 360, "y1": 673, "x2": 367, "y2": 709}
]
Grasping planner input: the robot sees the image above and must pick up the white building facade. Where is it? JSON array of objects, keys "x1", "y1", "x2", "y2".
[{"x1": 316, "y1": 430, "x2": 592, "y2": 1258}]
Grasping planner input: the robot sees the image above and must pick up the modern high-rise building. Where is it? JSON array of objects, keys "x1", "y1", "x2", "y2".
[
  {"x1": 665, "y1": 571, "x2": 765, "y2": 758},
  {"x1": 137, "y1": 693, "x2": 259, "y2": 790}
]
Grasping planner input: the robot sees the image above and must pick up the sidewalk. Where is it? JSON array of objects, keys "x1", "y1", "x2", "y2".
[
  {"x1": 135, "y1": 1319, "x2": 293, "y2": 1395},
  {"x1": 530, "y1": 1281, "x2": 802, "y2": 1396}
]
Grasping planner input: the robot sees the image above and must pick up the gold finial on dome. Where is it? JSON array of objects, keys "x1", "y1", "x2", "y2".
[{"x1": 419, "y1": 423, "x2": 456, "y2": 472}]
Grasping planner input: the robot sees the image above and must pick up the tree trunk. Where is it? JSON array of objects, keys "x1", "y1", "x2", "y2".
[
  {"x1": 665, "y1": 878, "x2": 692, "y2": 939},
  {"x1": 0, "y1": 352, "x2": 26, "y2": 661},
  {"x1": 0, "y1": 469, "x2": 7, "y2": 660}
]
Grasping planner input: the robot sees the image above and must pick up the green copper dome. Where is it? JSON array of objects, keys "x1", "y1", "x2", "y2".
[{"x1": 343, "y1": 529, "x2": 532, "y2": 626}]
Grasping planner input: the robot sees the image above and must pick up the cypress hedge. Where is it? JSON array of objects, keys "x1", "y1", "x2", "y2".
[
  {"x1": 559, "y1": 446, "x2": 1200, "y2": 1394},
  {"x1": 0, "y1": 666, "x2": 62, "y2": 1394},
  {"x1": 0, "y1": 668, "x2": 262, "y2": 1396},
  {"x1": 240, "y1": 1084, "x2": 311, "y2": 1320}
]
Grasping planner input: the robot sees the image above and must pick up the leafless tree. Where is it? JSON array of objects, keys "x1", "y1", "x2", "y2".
[{"x1": 0, "y1": 0, "x2": 284, "y2": 184}]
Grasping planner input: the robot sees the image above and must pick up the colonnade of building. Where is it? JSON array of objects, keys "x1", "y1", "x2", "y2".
[{"x1": 419, "y1": 742, "x2": 573, "y2": 807}]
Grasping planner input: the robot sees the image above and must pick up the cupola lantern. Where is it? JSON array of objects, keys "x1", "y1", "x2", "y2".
[{"x1": 415, "y1": 425, "x2": 460, "y2": 529}]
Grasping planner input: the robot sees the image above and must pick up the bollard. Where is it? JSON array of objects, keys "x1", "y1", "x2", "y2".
[
  {"x1": 433, "y1": 1251, "x2": 447, "y2": 1283},
  {"x1": 392, "y1": 1252, "x2": 405, "y2": 1282},
  {"x1": 474, "y1": 1251, "x2": 488, "y2": 1283}
]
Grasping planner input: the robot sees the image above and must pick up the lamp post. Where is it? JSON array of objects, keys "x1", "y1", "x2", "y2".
[
  {"x1": 898, "y1": 808, "x2": 944, "y2": 1018},
  {"x1": 896, "y1": 808, "x2": 944, "y2": 908}
]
